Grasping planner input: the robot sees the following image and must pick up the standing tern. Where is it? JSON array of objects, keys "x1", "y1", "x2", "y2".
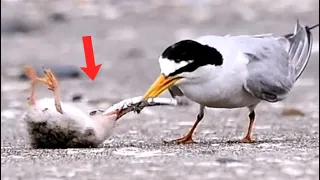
[{"x1": 138, "y1": 21, "x2": 319, "y2": 144}]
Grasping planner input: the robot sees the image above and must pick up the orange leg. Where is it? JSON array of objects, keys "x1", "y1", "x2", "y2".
[
  {"x1": 37, "y1": 69, "x2": 63, "y2": 114},
  {"x1": 24, "y1": 65, "x2": 38, "y2": 105},
  {"x1": 240, "y1": 111, "x2": 256, "y2": 143},
  {"x1": 166, "y1": 106, "x2": 205, "y2": 144}
]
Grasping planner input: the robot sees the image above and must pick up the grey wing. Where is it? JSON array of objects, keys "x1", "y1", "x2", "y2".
[{"x1": 239, "y1": 38, "x2": 295, "y2": 102}]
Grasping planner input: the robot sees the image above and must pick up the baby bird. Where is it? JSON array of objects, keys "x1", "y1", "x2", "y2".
[{"x1": 23, "y1": 66, "x2": 120, "y2": 149}]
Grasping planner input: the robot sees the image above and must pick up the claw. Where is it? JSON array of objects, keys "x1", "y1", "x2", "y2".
[
  {"x1": 239, "y1": 137, "x2": 256, "y2": 143},
  {"x1": 115, "y1": 104, "x2": 127, "y2": 120},
  {"x1": 36, "y1": 68, "x2": 58, "y2": 92},
  {"x1": 163, "y1": 134, "x2": 196, "y2": 145},
  {"x1": 37, "y1": 68, "x2": 63, "y2": 114},
  {"x1": 24, "y1": 66, "x2": 63, "y2": 114}
]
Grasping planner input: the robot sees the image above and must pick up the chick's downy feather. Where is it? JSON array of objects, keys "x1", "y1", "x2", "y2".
[{"x1": 24, "y1": 98, "x2": 114, "y2": 148}]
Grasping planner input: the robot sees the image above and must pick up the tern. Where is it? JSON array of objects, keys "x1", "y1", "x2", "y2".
[{"x1": 139, "y1": 21, "x2": 319, "y2": 144}]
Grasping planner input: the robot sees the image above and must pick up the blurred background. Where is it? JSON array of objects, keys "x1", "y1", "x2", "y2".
[
  {"x1": 1, "y1": 0, "x2": 319, "y2": 180},
  {"x1": 1, "y1": 0, "x2": 319, "y2": 97}
]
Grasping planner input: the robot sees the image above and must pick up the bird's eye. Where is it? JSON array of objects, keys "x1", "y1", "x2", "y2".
[{"x1": 89, "y1": 110, "x2": 97, "y2": 116}]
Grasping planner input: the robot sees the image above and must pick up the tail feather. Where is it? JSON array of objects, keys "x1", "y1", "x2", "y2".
[{"x1": 284, "y1": 20, "x2": 318, "y2": 81}]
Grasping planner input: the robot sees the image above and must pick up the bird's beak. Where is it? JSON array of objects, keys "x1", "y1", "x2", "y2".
[
  {"x1": 115, "y1": 110, "x2": 128, "y2": 121},
  {"x1": 104, "y1": 110, "x2": 123, "y2": 121},
  {"x1": 142, "y1": 74, "x2": 181, "y2": 100}
]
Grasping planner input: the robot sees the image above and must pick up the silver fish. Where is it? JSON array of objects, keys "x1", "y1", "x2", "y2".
[{"x1": 90, "y1": 96, "x2": 180, "y2": 120}]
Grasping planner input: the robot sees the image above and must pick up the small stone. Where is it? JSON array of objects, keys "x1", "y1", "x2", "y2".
[
  {"x1": 72, "y1": 94, "x2": 83, "y2": 102},
  {"x1": 216, "y1": 157, "x2": 240, "y2": 164},
  {"x1": 1, "y1": 18, "x2": 37, "y2": 34},
  {"x1": 281, "y1": 108, "x2": 305, "y2": 117},
  {"x1": 48, "y1": 12, "x2": 68, "y2": 22}
]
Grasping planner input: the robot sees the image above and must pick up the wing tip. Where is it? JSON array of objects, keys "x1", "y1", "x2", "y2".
[{"x1": 294, "y1": 22, "x2": 314, "y2": 81}]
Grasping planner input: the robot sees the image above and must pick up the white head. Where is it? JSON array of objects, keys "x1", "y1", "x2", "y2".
[{"x1": 142, "y1": 39, "x2": 224, "y2": 99}]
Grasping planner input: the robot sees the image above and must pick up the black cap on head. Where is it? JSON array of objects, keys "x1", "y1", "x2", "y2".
[{"x1": 161, "y1": 40, "x2": 223, "y2": 77}]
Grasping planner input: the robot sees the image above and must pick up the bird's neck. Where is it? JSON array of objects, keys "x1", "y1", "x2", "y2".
[{"x1": 91, "y1": 116, "x2": 116, "y2": 140}]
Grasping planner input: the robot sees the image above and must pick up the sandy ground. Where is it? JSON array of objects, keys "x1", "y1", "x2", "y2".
[{"x1": 1, "y1": 1, "x2": 319, "y2": 180}]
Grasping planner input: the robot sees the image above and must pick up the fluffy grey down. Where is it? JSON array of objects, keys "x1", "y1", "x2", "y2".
[{"x1": 26, "y1": 120, "x2": 99, "y2": 149}]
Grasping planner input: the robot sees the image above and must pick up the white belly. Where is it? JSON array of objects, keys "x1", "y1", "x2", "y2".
[
  {"x1": 28, "y1": 98, "x2": 93, "y2": 128},
  {"x1": 177, "y1": 76, "x2": 260, "y2": 108}
]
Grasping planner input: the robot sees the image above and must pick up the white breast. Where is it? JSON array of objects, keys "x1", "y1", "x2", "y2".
[
  {"x1": 179, "y1": 78, "x2": 259, "y2": 108},
  {"x1": 176, "y1": 55, "x2": 260, "y2": 108}
]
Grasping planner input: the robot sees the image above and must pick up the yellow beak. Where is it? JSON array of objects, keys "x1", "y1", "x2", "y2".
[{"x1": 142, "y1": 74, "x2": 181, "y2": 100}]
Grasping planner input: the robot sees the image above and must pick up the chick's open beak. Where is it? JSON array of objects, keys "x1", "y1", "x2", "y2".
[
  {"x1": 105, "y1": 109, "x2": 128, "y2": 121},
  {"x1": 115, "y1": 110, "x2": 127, "y2": 121},
  {"x1": 142, "y1": 74, "x2": 181, "y2": 100}
]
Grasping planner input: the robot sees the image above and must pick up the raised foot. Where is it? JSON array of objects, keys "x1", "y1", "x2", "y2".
[
  {"x1": 37, "y1": 69, "x2": 58, "y2": 92},
  {"x1": 24, "y1": 65, "x2": 38, "y2": 105},
  {"x1": 164, "y1": 135, "x2": 196, "y2": 144},
  {"x1": 37, "y1": 68, "x2": 63, "y2": 114},
  {"x1": 24, "y1": 65, "x2": 37, "y2": 81},
  {"x1": 239, "y1": 136, "x2": 256, "y2": 143}
]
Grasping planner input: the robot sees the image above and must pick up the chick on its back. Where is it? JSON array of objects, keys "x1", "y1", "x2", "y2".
[
  {"x1": 23, "y1": 66, "x2": 181, "y2": 148},
  {"x1": 25, "y1": 98, "x2": 104, "y2": 148},
  {"x1": 23, "y1": 66, "x2": 116, "y2": 149}
]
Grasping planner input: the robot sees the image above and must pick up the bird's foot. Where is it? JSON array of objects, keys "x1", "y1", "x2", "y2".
[
  {"x1": 164, "y1": 135, "x2": 196, "y2": 144},
  {"x1": 24, "y1": 65, "x2": 37, "y2": 82},
  {"x1": 37, "y1": 69, "x2": 58, "y2": 92},
  {"x1": 239, "y1": 136, "x2": 256, "y2": 143},
  {"x1": 24, "y1": 65, "x2": 38, "y2": 105},
  {"x1": 37, "y1": 69, "x2": 63, "y2": 114}
]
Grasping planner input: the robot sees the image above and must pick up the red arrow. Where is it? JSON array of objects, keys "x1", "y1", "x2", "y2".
[{"x1": 81, "y1": 36, "x2": 102, "y2": 81}]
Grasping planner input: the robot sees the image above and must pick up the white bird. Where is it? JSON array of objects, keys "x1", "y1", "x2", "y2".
[
  {"x1": 23, "y1": 66, "x2": 121, "y2": 148},
  {"x1": 139, "y1": 21, "x2": 319, "y2": 144},
  {"x1": 23, "y1": 66, "x2": 180, "y2": 148}
]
